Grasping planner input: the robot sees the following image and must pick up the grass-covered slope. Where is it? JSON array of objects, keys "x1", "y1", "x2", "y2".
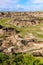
[{"x1": 0, "y1": 18, "x2": 43, "y2": 41}]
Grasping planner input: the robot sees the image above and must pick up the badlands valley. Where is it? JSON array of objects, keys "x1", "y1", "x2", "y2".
[{"x1": 0, "y1": 12, "x2": 43, "y2": 56}]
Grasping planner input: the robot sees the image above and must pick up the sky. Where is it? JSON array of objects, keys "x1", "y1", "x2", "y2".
[{"x1": 0, "y1": 0, "x2": 43, "y2": 11}]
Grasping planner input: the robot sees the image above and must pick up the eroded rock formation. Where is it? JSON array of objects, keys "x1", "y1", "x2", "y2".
[{"x1": 0, "y1": 12, "x2": 43, "y2": 56}]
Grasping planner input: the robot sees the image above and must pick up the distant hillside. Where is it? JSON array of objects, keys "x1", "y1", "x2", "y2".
[{"x1": 0, "y1": 12, "x2": 43, "y2": 27}]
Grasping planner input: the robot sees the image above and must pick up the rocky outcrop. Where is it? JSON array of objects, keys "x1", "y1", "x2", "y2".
[{"x1": 0, "y1": 32, "x2": 43, "y2": 56}]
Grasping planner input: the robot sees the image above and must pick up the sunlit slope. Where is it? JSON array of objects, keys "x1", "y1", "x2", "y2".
[{"x1": 0, "y1": 18, "x2": 43, "y2": 41}]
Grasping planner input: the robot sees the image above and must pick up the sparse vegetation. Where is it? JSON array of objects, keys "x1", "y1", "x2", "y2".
[{"x1": 0, "y1": 18, "x2": 43, "y2": 41}]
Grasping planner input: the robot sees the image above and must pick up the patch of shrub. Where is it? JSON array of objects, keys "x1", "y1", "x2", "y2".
[{"x1": 0, "y1": 53, "x2": 43, "y2": 65}]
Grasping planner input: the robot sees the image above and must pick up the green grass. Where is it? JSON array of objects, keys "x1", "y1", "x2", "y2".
[
  {"x1": 0, "y1": 52, "x2": 43, "y2": 65},
  {"x1": 0, "y1": 18, "x2": 10, "y2": 25},
  {"x1": 19, "y1": 24, "x2": 43, "y2": 40}
]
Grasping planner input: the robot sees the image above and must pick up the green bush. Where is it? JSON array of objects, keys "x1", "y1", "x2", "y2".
[{"x1": 0, "y1": 53, "x2": 43, "y2": 65}]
